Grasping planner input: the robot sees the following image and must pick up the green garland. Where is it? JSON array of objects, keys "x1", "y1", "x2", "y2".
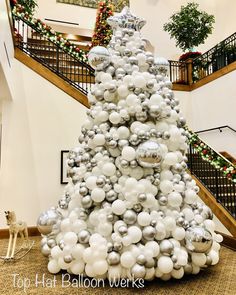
[
  {"x1": 186, "y1": 128, "x2": 236, "y2": 183},
  {"x1": 12, "y1": 4, "x2": 88, "y2": 62}
]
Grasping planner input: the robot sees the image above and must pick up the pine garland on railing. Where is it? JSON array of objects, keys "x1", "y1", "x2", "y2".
[
  {"x1": 11, "y1": 3, "x2": 88, "y2": 62},
  {"x1": 186, "y1": 128, "x2": 236, "y2": 183}
]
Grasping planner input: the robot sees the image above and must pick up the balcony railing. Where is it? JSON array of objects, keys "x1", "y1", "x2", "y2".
[
  {"x1": 187, "y1": 130, "x2": 236, "y2": 219},
  {"x1": 192, "y1": 32, "x2": 236, "y2": 82},
  {"x1": 13, "y1": 15, "x2": 95, "y2": 95}
]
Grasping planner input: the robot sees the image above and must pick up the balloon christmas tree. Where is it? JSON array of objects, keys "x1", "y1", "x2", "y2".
[{"x1": 38, "y1": 7, "x2": 221, "y2": 281}]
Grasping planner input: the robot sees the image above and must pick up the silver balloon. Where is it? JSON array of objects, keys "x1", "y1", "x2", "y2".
[
  {"x1": 145, "y1": 258, "x2": 156, "y2": 268},
  {"x1": 123, "y1": 210, "x2": 137, "y2": 225},
  {"x1": 47, "y1": 238, "x2": 56, "y2": 248},
  {"x1": 37, "y1": 208, "x2": 62, "y2": 236},
  {"x1": 160, "y1": 239, "x2": 174, "y2": 255},
  {"x1": 88, "y1": 46, "x2": 111, "y2": 70},
  {"x1": 107, "y1": 251, "x2": 120, "y2": 265},
  {"x1": 185, "y1": 226, "x2": 213, "y2": 253},
  {"x1": 41, "y1": 244, "x2": 51, "y2": 257},
  {"x1": 114, "y1": 241, "x2": 123, "y2": 252},
  {"x1": 184, "y1": 263, "x2": 193, "y2": 275},
  {"x1": 137, "y1": 193, "x2": 147, "y2": 203},
  {"x1": 78, "y1": 229, "x2": 91, "y2": 244},
  {"x1": 131, "y1": 263, "x2": 146, "y2": 279},
  {"x1": 142, "y1": 226, "x2": 156, "y2": 240},
  {"x1": 136, "y1": 254, "x2": 146, "y2": 265},
  {"x1": 118, "y1": 225, "x2": 128, "y2": 236},
  {"x1": 81, "y1": 195, "x2": 93, "y2": 208},
  {"x1": 136, "y1": 140, "x2": 163, "y2": 168}
]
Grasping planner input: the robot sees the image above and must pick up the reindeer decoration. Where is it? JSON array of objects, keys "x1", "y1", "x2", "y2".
[{"x1": 3, "y1": 211, "x2": 29, "y2": 260}]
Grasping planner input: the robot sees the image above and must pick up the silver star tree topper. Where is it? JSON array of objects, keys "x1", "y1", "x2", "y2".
[{"x1": 107, "y1": 6, "x2": 146, "y2": 31}]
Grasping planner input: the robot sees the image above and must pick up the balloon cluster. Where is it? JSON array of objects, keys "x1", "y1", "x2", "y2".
[{"x1": 38, "y1": 7, "x2": 221, "y2": 281}]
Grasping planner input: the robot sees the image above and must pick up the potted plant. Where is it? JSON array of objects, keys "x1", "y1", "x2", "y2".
[{"x1": 163, "y1": 2, "x2": 215, "y2": 58}]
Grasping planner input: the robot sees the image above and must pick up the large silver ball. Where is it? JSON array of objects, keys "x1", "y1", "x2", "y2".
[
  {"x1": 37, "y1": 208, "x2": 62, "y2": 236},
  {"x1": 160, "y1": 239, "x2": 174, "y2": 255},
  {"x1": 107, "y1": 251, "x2": 120, "y2": 265},
  {"x1": 123, "y1": 210, "x2": 137, "y2": 225},
  {"x1": 136, "y1": 140, "x2": 163, "y2": 168},
  {"x1": 88, "y1": 46, "x2": 110, "y2": 70},
  {"x1": 131, "y1": 264, "x2": 146, "y2": 279},
  {"x1": 185, "y1": 226, "x2": 213, "y2": 253},
  {"x1": 78, "y1": 229, "x2": 91, "y2": 244}
]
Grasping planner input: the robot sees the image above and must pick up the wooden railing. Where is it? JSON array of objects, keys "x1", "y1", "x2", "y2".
[
  {"x1": 13, "y1": 15, "x2": 95, "y2": 95},
  {"x1": 187, "y1": 130, "x2": 236, "y2": 219}
]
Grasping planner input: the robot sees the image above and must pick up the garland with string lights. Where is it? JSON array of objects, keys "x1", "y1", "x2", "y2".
[
  {"x1": 186, "y1": 128, "x2": 236, "y2": 182},
  {"x1": 11, "y1": 1, "x2": 88, "y2": 62},
  {"x1": 92, "y1": 0, "x2": 114, "y2": 47}
]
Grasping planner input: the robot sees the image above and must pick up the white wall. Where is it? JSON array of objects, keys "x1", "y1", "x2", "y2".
[
  {"x1": 0, "y1": 57, "x2": 87, "y2": 227},
  {"x1": 36, "y1": 0, "x2": 236, "y2": 59},
  {"x1": 179, "y1": 70, "x2": 236, "y2": 158},
  {"x1": 0, "y1": 0, "x2": 16, "y2": 99}
]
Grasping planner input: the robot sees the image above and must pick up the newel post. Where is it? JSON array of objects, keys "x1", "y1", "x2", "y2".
[{"x1": 185, "y1": 58, "x2": 193, "y2": 85}]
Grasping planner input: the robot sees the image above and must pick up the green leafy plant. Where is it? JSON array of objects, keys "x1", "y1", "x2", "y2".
[{"x1": 163, "y1": 2, "x2": 215, "y2": 52}]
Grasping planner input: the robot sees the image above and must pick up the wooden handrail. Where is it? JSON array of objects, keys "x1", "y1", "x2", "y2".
[{"x1": 189, "y1": 172, "x2": 236, "y2": 237}]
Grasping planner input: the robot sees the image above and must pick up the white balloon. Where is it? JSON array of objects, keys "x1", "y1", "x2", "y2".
[
  {"x1": 102, "y1": 162, "x2": 116, "y2": 176},
  {"x1": 137, "y1": 212, "x2": 151, "y2": 226},
  {"x1": 112, "y1": 200, "x2": 126, "y2": 215},
  {"x1": 128, "y1": 226, "x2": 142, "y2": 243},
  {"x1": 122, "y1": 146, "x2": 136, "y2": 161},
  {"x1": 145, "y1": 241, "x2": 160, "y2": 257},
  {"x1": 172, "y1": 227, "x2": 185, "y2": 240},
  {"x1": 192, "y1": 253, "x2": 207, "y2": 266},
  {"x1": 160, "y1": 180, "x2": 173, "y2": 194},
  {"x1": 117, "y1": 126, "x2": 130, "y2": 139},
  {"x1": 133, "y1": 75, "x2": 146, "y2": 88},
  {"x1": 94, "y1": 134, "x2": 105, "y2": 146},
  {"x1": 64, "y1": 232, "x2": 77, "y2": 246},
  {"x1": 71, "y1": 244, "x2": 85, "y2": 259},
  {"x1": 164, "y1": 152, "x2": 178, "y2": 166},
  {"x1": 121, "y1": 251, "x2": 136, "y2": 268},
  {"x1": 93, "y1": 260, "x2": 108, "y2": 275},
  {"x1": 85, "y1": 176, "x2": 97, "y2": 190},
  {"x1": 70, "y1": 261, "x2": 85, "y2": 275},
  {"x1": 168, "y1": 192, "x2": 183, "y2": 207},
  {"x1": 48, "y1": 259, "x2": 61, "y2": 274},
  {"x1": 51, "y1": 246, "x2": 62, "y2": 259},
  {"x1": 109, "y1": 112, "x2": 121, "y2": 124},
  {"x1": 91, "y1": 188, "x2": 105, "y2": 202},
  {"x1": 158, "y1": 256, "x2": 173, "y2": 274}
]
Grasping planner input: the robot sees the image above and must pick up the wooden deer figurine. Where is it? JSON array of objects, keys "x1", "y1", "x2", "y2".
[{"x1": 4, "y1": 211, "x2": 29, "y2": 260}]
